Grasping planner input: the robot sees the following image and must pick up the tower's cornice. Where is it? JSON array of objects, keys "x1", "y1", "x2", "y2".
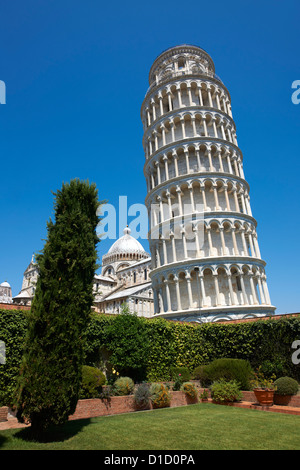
[
  {"x1": 149, "y1": 256, "x2": 267, "y2": 280},
  {"x1": 148, "y1": 44, "x2": 215, "y2": 85},
  {"x1": 145, "y1": 172, "x2": 250, "y2": 204},
  {"x1": 143, "y1": 136, "x2": 243, "y2": 165},
  {"x1": 141, "y1": 72, "x2": 230, "y2": 116},
  {"x1": 142, "y1": 106, "x2": 236, "y2": 143}
]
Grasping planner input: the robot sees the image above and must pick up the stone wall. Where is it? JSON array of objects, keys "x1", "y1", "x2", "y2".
[
  {"x1": 0, "y1": 303, "x2": 30, "y2": 311},
  {"x1": 69, "y1": 391, "x2": 195, "y2": 421}
]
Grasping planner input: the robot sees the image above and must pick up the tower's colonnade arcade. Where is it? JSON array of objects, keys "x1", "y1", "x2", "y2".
[{"x1": 141, "y1": 45, "x2": 276, "y2": 322}]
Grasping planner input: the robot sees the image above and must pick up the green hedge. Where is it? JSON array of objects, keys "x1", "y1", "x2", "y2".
[
  {"x1": 1, "y1": 308, "x2": 300, "y2": 406},
  {"x1": 0, "y1": 309, "x2": 28, "y2": 406}
]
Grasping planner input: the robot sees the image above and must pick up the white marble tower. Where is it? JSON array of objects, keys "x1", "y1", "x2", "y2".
[{"x1": 141, "y1": 44, "x2": 276, "y2": 322}]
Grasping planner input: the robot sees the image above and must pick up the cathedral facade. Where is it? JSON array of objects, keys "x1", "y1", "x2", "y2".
[{"x1": 10, "y1": 227, "x2": 154, "y2": 318}]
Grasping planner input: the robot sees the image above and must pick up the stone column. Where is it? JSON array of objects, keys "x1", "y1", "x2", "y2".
[
  {"x1": 170, "y1": 120, "x2": 176, "y2": 141},
  {"x1": 198, "y1": 273, "x2": 206, "y2": 307},
  {"x1": 195, "y1": 146, "x2": 202, "y2": 170},
  {"x1": 207, "y1": 227, "x2": 214, "y2": 256},
  {"x1": 174, "y1": 275, "x2": 182, "y2": 311},
  {"x1": 248, "y1": 231, "x2": 255, "y2": 257},
  {"x1": 173, "y1": 151, "x2": 179, "y2": 177},
  {"x1": 231, "y1": 227, "x2": 239, "y2": 255},
  {"x1": 227, "y1": 273, "x2": 235, "y2": 306},
  {"x1": 240, "y1": 274, "x2": 248, "y2": 305},
  {"x1": 257, "y1": 275, "x2": 266, "y2": 304},
  {"x1": 176, "y1": 186, "x2": 183, "y2": 215},
  {"x1": 158, "y1": 92, "x2": 164, "y2": 116},
  {"x1": 167, "y1": 90, "x2": 173, "y2": 111},
  {"x1": 155, "y1": 161, "x2": 161, "y2": 185},
  {"x1": 213, "y1": 184, "x2": 220, "y2": 210},
  {"x1": 162, "y1": 237, "x2": 168, "y2": 265},
  {"x1": 171, "y1": 232, "x2": 177, "y2": 262},
  {"x1": 200, "y1": 183, "x2": 207, "y2": 211},
  {"x1": 164, "y1": 279, "x2": 171, "y2": 311},
  {"x1": 198, "y1": 84, "x2": 203, "y2": 106},
  {"x1": 207, "y1": 147, "x2": 214, "y2": 171},
  {"x1": 151, "y1": 98, "x2": 156, "y2": 121},
  {"x1": 249, "y1": 273, "x2": 259, "y2": 305},
  {"x1": 187, "y1": 84, "x2": 193, "y2": 106},
  {"x1": 224, "y1": 184, "x2": 231, "y2": 211},
  {"x1": 185, "y1": 271, "x2": 193, "y2": 309},
  {"x1": 213, "y1": 274, "x2": 220, "y2": 306},
  {"x1": 184, "y1": 147, "x2": 190, "y2": 173},
  {"x1": 163, "y1": 155, "x2": 169, "y2": 180},
  {"x1": 240, "y1": 228, "x2": 248, "y2": 256},
  {"x1": 219, "y1": 227, "x2": 226, "y2": 255}
]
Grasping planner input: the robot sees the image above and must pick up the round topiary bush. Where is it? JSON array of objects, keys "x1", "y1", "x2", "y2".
[
  {"x1": 274, "y1": 376, "x2": 299, "y2": 396},
  {"x1": 150, "y1": 383, "x2": 171, "y2": 408},
  {"x1": 80, "y1": 365, "x2": 106, "y2": 399},
  {"x1": 113, "y1": 376, "x2": 135, "y2": 396}
]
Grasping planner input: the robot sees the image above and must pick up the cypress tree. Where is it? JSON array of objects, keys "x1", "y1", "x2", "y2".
[{"x1": 15, "y1": 179, "x2": 101, "y2": 436}]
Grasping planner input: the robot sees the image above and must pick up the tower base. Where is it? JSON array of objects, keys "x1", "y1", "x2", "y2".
[{"x1": 151, "y1": 304, "x2": 276, "y2": 323}]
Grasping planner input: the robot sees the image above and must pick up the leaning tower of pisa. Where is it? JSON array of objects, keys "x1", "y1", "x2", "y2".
[{"x1": 141, "y1": 44, "x2": 276, "y2": 322}]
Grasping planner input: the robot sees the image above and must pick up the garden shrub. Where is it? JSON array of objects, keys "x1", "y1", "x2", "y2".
[
  {"x1": 211, "y1": 379, "x2": 242, "y2": 403},
  {"x1": 274, "y1": 376, "x2": 299, "y2": 396},
  {"x1": 113, "y1": 376, "x2": 135, "y2": 396},
  {"x1": 199, "y1": 358, "x2": 253, "y2": 390},
  {"x1": 80, "y1": 365, "x2": 106, "y2": 399},
  {"x1": 181, "y1": 382, "x2": 198, "y2": 400},
  {"x1": 193, "y1": 365, "x2": 210, "y2": 384},
  {"x1": 150, "y1": 383, "x2": 171, "y2": 408},
  {"x1": 133, "y1": 383, "x2": 151, "y2": 409},
  {"x1": 193, "y1": 365, "x2": 204, "y2": 379}
]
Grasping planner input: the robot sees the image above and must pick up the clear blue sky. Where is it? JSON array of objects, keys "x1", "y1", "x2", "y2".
[{"x1": 0, "y1": 0, "x2": 299, "y2": 314}]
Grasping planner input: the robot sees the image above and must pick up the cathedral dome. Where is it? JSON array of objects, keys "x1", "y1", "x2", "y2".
[
  {"x1": 108, "y1": 227, "x2": 147, "y2": 256},
  {"x1": 0, "y1": 281, "x2": 11, "y2": 288},
  {"x1": 0, "y1": 281, "x2": 12, "y2": 304}
]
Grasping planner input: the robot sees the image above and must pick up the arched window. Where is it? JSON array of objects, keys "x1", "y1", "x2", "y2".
[
  {"x1": 133, "y1": 272, "x2": 136, "y2": 283},
  {"x1": 144, "y1": 268, "x2": 147, "y2": 280},
  {"x1": 178, "y1": 57, "x2": 185, "y2": 70},
  {"x1": 236, "y1": 276, "x2": 242, "y2": 291}
]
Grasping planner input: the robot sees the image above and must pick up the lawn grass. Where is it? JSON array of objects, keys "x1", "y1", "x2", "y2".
[{"x1": 1, "y1": 403, "x2": 300, "y2": 450}]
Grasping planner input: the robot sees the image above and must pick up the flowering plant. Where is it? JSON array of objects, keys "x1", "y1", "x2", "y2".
[
  {"x1": 150, "y1": 383, "x2": 171, "y2": 408},
  {"x1": 200, "y1": 389, "x2": 209, "y2": 400},
  {"x1": 250, "y1": 367, "x2": 277, "y2": 391},
  {"x1": 173, "y1": 373, "x2": 183, "y2": 391},
  {"x1": 181, "y1": 382, "x2": 198, "y2": 400}
]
